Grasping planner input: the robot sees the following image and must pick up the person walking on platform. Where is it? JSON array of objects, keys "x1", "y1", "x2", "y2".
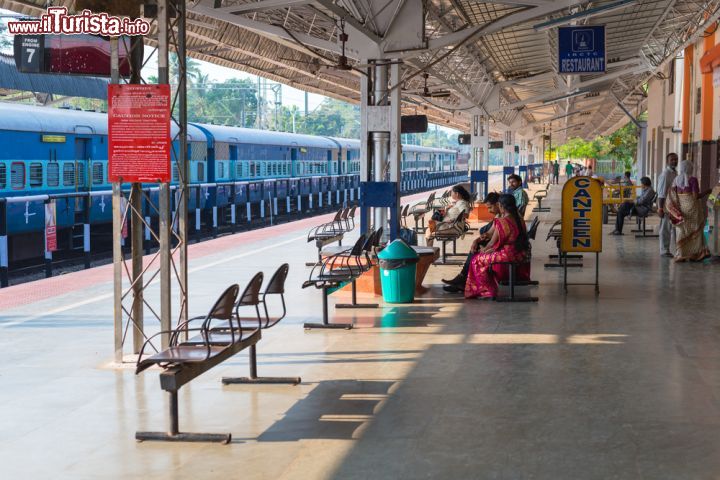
[
  {"x1": 657, "y1": 152, "x2": 678, "y2": 257},
  {"x1": 609, "y1": 177, "x2": 655, "y2": 235},
  {"x1": 565, "y1": 161, "x2": 574, "y2": 179},
  {"x1": 442, "y1": 193, "x2": 500, "y2": 292},
  {"x1": 505, "y1": 174, "x2": 529, "y2": 215},
  {"x1": 552, "y1": 161, "x2": 560, "y2": 184},
  {"x1": 664, "y1": 160, "x2": 712, "y2": 262}
]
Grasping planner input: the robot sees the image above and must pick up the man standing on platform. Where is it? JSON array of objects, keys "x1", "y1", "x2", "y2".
[
  {"x1": 565, "y1": 161, "x2": 574, "y2": 179},
  {"x1": 656, "y1": 152, "x2": 678, "y2": 257},
  {"x1": 552, "y1": 161, "x2": 560, "y2": 184}
]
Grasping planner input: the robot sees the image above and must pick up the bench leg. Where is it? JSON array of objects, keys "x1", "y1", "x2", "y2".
[
  {"x1": 532, "y1": 198, "x2": 550, "y2": 213},
  {"x1": 136, "y1": 391, "x2": 232, "y2": 444},
  {"x1": 336, "y1": 280, "x2": 378, "y2": 309},
  {"x1": 304, "y1": 287, "x2": 353, "y2": 330},
  {"x1": 545, "y1": 247, "x2": 583, "y2": 268},
  {"x1": 222, "y1": 344, "x2": 301, "y2": 385},
  {"x1": 635, "y1": 218, "x2": 659, "y2": 238},
  {"x1": 495, "y1": 265, "x2": 538, "y2": 302},
  {"x1": 306, "y1": 248, "x2": 323, "y2": 267}
]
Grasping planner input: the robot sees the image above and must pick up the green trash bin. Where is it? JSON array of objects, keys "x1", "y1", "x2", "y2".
[{"x1": 378, "y1": 239, "x2": 419, "y2": 303}]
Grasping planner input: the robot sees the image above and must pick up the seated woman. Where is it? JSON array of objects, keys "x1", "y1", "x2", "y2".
[
  {"x1": 665, "y1": 160, "x2": 712, "y2": 262},
  {"x1": 465, "y1": 194, "x2": 530, "y2": 300},
  {"x1": 425, "y1": 185, "x2": 471, "y2": 247}
]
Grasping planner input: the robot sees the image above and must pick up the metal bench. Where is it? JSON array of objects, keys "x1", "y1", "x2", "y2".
[
  {"x1": 302, "y1": 234, "x2": 370, "y2": 330},
  {"x1": 135, "y1": 283, "x2": 261, "y2": 443},
  {"x1": 433, "y1": 211, "x2": 470, "y2": 265},
  {"x1": 222, "y1": 264, "x2": 301, "y2": 385},
  {"x1": 306, "y1": 208, "x2": 351, "y2": 266},
  {"x1": 631, "y1": 192, "x2": 659, "y2": 238},
  {"x1": 544, "y1": 219, "x2": 583, "y2": 268},
  {"x1": 532, "y1": 189, "x2": 550, "y2": 213},
  {"x1": 410, "y1": 192, "x2": 436, "y2": 233}
]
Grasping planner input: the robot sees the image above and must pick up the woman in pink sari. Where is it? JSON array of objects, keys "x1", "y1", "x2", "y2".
[{"x1": 465, "y1": 194, "x2": 530, "y2": 299}]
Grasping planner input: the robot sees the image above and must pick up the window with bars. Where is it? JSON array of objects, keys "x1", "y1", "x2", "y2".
[
  {"x1": 218, "y1": 161, "x2": 225, "y2": 178},
  {"x1": 63, "y1": 163, "x2": 75, "y2": 186},
  {"x1": 0, "y1": 163, "x2": 6, "y2": 189},
  {"x1": 197, "y1": 162, "x2": 205, "y2": 182},
  {"x1": 47, "y1": 163, "x2": 59, "y2": 187},
  {"x1": 11, "y1": 162, "x2": 25, "y2": 189},
  {"x1": 29, "y1": 162, "x2": 43, "y2": 187},
  {"x1": 92, "y1": 162, "x2": 103, "y2": 185}
]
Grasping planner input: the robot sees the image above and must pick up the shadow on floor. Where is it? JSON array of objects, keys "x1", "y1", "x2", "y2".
[{"x1": 256, "y1": 379, "x2": 396, "y2": 442}]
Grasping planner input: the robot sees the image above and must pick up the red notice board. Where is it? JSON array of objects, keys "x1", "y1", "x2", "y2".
[{"x1": 108, "y1": 84, "x2": 171, "y2": 183}]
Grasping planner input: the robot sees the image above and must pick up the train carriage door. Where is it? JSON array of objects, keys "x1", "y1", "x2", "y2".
[
  {"x1": 290, "y1": 144, "x2": 299, "y2": 176},
  {"x1": 229, "y1": 145, "x2": 238, "y2": 180},
  {"x1": 74, "y1": 137, "x2": 90, "y2": 191}
]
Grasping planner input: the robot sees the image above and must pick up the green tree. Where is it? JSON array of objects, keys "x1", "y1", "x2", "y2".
[
  {"x1": 201, "y1": 78, "x2": 258, "y2": 126},
  {"x1": 0, "y1": 20, "x2": 11, "y2": 50}
]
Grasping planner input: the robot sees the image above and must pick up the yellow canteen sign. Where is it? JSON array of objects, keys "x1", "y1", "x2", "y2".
[{"x1": 561, "y1": 176, "x2": 603, "y2": 252}]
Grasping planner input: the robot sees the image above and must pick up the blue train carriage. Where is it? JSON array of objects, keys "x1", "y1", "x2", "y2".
[
  {"x1": 0, "y1": 103, "x2": 111, "y2": 260},
  {"x1": 189, "y1": 123, "x2": 342, "y2": 227},
  {"x1": 0, "y1": 102, "x2": 209, "y2": 261}
]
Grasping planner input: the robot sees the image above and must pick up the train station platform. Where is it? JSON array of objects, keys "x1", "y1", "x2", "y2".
[{"x1": 1, "y1": 180, "x2": 719, "y2": 479}]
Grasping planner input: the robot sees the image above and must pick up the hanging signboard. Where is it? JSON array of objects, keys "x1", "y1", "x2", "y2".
[
  {"x1": 44, "y1": 200, "x2": 57, "y2": 252},
  {"x1": 108, "y1": 84, "x2": 171, "y2": 183},
  {"x1": 561, "y1": 176, "x2": 603, "y2": 252},
  {"x1": 558, "y1": 26, "x2": 606, "y2": 74},
  {"x1": 544, "y1": 150, "x2": 557, "y2": 161}
]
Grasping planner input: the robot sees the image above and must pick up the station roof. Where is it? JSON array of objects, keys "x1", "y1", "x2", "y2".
[{"x1": 2, "y1": 1, "x2": 719, "y2": 142}]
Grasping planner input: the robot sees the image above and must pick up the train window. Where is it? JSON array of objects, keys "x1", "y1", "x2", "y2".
[
  {"x1": 76, "y1": 163, "x2": 86, "y2": 187},
  {"x1": 63, "y1": 163, "x2": 75, "y2": 186},
  {"x1": 47, "y1": 163, "x2": 59, "y2": 187},
  {"x1": 172, "y1": 163, "x2": 179, "y2": 182},
  {"x1": 197, "y1": 162, "x2": 205, "y2": 182},
  {"x1": 29, "y1": 162, "x2": 43, "y2": 187},
  {"x1": 218, "y1": 161, "x2": 225, "y2": 178},
  {"x1": 0, "y1": 163, "x2": 5, "y2": 189},
  {"x1": 10, "y1": 162, "x2": 25, "y2": 190},
  {"x1": 236, "y1": 163, "x2": 243, "y2": 178},
  {"x1": 92, "y1": 162, "x2": 103, "y2": 185}
]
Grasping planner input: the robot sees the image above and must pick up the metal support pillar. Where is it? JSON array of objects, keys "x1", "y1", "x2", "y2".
[
  {"x1": 359, "y1": 60, "x2": 401, "y2": 240},
  {"x1": 469, "y1": 114, "x2": 489, "y2": 198},
  {"x1": 111, "y1": 0, "x2": 189, "y2": 361},
  {"x1": 372, "y1": 62, "x2": 389, "y2": 237},
  {"x1": 158, "y1": 0, "x2": 172, "y2": 348}
]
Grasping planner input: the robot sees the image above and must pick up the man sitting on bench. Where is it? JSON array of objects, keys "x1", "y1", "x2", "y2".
[
  {"x1": 441, "y1": 192, "x2": 500, "y2": 293},
  {"x1": 610, "y1": 176, "x2": 655, "y2": 235},
  {"x1": 506, "y1": 174, "x2": 529, "y2": 215}
]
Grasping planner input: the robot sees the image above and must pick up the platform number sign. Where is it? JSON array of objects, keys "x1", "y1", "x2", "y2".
[
  {"x1": 14, "y1": 35, "x2": 45, "y2": 73},
  {"x1": 558, "y1": 26, "x2": 606, "y2": 74}
]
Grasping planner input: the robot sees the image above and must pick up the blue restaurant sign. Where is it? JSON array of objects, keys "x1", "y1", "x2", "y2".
[{"x1": 558, "y1": 25, "x2": 606, "y2": 74}]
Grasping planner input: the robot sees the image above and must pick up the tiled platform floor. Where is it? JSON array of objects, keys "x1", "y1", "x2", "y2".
[{"x1": 1, "y1": 180, "x2": 719, "y2": 479}]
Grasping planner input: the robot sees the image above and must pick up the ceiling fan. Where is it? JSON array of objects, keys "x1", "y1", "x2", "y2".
[{"x1": 420, "y1": 73, "x2": 451, "y2": 98}]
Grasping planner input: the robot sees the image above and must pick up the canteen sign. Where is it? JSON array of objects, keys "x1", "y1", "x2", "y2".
[
  {"x1": 558, "y1": 26, "x2": 606, "y2": 74},
  {"x1": 561, "y1": 177, "x2": 602, "y2": 252}
]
